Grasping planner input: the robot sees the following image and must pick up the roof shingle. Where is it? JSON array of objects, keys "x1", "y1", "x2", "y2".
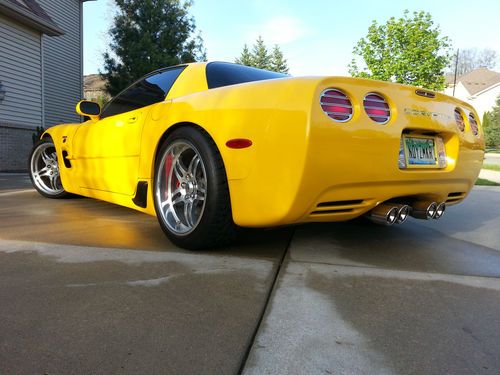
[
  {"x1": 457, "y1": 68, "x2": 500, "y2": 95},
  {"x1": 7, "y1": 0, "x2": 54, "y2": 24},
  {"x1": 0, "y1": 0, "x2": 63, "y2": 35}
]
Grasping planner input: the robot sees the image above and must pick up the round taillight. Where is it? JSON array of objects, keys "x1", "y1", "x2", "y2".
[
  {"x1": 363, "y1": 93, "x2": 391, "y2": 124},
  {"x1": 469, "y1": 113, "x2": 479, "y2": 136},
  {"x1": 454, "y1": 108, "x2": 465, "y2": 132},
  {"x1": 320, "y1": 89, "x2": 353, "y2": 122}
]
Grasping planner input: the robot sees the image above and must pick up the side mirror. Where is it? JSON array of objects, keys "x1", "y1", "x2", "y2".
[{"x1": 76, "y1": 100, "x2": 101, "y2": 121}]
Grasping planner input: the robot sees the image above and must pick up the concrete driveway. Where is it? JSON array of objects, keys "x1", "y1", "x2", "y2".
[{"x1": 1, "y1": 174, "x2": 499, "y2": 375}]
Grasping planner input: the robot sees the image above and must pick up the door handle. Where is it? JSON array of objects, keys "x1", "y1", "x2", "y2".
[{"x1": 128, "y1": 116, "x2": 137, "y2": 123}]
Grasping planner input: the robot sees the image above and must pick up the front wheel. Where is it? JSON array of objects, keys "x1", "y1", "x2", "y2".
[
  {"x1": 29, "y1": 138, "x2": 69, "y2": 199},
  {"x1": 153, "y1": 127, "x2": 237, "y2": 250}
]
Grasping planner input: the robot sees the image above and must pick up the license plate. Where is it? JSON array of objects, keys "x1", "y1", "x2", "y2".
[{"x1": 401, "y1": 136, "x2": 441, "y2": 168}]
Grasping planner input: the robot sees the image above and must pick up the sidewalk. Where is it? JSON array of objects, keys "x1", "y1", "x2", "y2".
[
  {"x1": 485, "y1": 153, "x2": 500, "y2": 158},
  {"x1": 479, "y1": 169, "x2": 500, "y2": 184},
  {"x1": 484, "y1": 153, "x2": 500, "y2": 167}
]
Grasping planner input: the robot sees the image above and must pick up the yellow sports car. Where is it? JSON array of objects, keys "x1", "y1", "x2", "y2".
[{"x1": 29, "y1": 62, "x2": 485, "y2": 249}]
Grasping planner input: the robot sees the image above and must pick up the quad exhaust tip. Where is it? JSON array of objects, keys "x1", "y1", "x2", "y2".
[
  {"x1": 434, "y1": 202, "x2": 446, "y2": 219},
  {"x1": 367, "y1": 201, "x2": 445, "y2": 225},
  {"x1": 366, "y1": 203, "x2": 400, "y2": 226},
  {"x1": 410, "y1": 201, "x2": 446, "y2": 220},
  {"x1": 395, "y1": 204, "x2": 411, "y2": 224}
]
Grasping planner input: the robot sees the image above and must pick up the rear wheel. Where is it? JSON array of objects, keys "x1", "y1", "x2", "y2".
[
  {"x1": 154, "y1": 127, "x2": 236, "y2": 250},
  {"x1": 29, "y1": 138, "x2": 69, "y2": 199}
]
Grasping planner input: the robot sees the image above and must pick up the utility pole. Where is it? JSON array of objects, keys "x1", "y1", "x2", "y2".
[{"x1": 452, "y1": 49, "x2": 459, "y2": 97}]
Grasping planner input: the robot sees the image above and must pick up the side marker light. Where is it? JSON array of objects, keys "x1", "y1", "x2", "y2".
[{"x1": 226, "y1": 139, "x2": 253, "y2": 149}]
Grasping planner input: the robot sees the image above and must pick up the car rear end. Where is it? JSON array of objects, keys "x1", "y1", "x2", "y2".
[{"x1": 286, "y1": 76, "x2": 484, "y2": 225}]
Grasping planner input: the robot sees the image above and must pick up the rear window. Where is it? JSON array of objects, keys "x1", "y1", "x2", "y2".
[{"x1": 206, "y1": 62, "x2": 288, "y2": 89}]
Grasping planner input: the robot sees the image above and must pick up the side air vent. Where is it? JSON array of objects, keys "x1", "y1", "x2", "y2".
[
  {"x1": 363, "y1": 93, "x2": 391, "y2": 124},
  {"x1": 454, "y1": 108, "x2": 465, "y2": 132},
  {"x1": 469, "y1": 113, "x2": 479, "y2": 136},
  {"x1": 320, "y1": 89, "x2": 353, "y2": 122},
  {"x1": 62, "y1": 150, "x2": 72, "y2": 168}
]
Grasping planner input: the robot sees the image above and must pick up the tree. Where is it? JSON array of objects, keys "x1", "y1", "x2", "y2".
[
  {"x1": 95, "y1": 94, "x2": 110, "y2": 109},
  {"x1": 252, "y1": 36, "x2": 271, "y2": 70},
  {"x1": 102, "y1": 0, "x2": 206, "y2": 96},
  {"x1": 483, "y1": 95, "x2": 500, "y2": 148},
  {"x1": 235, "y1": 37, "x2": 289, "y2": 73},
  {"x1": 348, "y1": 10, "x2": 452, "y2": 91},
  {"x1": 451, "y1": 48, "x2": 498, "y2": 76},
  {"x1": 270, "y1": 45, "x2": 289, "y2": 74},
  {"x1": 235, "y1": 44, "x2": 253, "y2": 66}
]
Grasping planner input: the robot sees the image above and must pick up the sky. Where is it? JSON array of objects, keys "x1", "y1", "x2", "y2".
[{"x1": 83, "y1": 0, "x2": 500, "y2": 76}]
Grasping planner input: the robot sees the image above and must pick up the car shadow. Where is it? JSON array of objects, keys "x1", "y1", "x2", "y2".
[{"x1": 289, "y1": 218, "x2": 500, "y2": 278}]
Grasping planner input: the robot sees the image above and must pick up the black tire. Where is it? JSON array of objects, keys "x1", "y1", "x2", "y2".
[
  {"x1": 153, "y1": 127, "x2": 237, "y2": 250},
  {"x1": 29, "y1": 138, "x2": 70, "y2": 199}
]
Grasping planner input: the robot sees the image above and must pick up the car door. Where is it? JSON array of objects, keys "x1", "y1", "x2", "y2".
[{"x1": 72, "y1": 66, "x2": 186, "y2": 195}]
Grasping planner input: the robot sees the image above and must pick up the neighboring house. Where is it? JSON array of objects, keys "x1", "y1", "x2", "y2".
[
  {"x1": 444, "y1": 68, "x2": 500, "y2": 120},
  {"x1": 0, "y1": 0, "x2": 92, "y2": 171},
  {"x1": 83, "y1": 74, "x2": 109, "y2": 102}
]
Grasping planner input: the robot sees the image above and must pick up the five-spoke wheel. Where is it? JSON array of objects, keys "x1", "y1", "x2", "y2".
[
  {"x1": 156, "y1": 140, "x2": 207, "y2": 235},
  {"x1": 154, "y1": 127, "x2": 236, "y2": 249},
  {"x1": 29, "y1": 138, "x2": 68, "y2": 198}
]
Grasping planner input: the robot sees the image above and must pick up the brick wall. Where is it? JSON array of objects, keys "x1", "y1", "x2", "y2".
[{"x1": 0, "y1": 125, "x2": 35, "y2": 172}]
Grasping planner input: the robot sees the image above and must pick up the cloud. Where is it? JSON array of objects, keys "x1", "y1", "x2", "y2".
[{"x1": 246, "y1": 15, "x2": 311, "y2": 45}]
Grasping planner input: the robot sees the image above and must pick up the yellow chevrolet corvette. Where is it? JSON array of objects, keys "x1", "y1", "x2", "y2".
[{"x1": 29, "y1": 62, "x2": 485, "y2": 249}]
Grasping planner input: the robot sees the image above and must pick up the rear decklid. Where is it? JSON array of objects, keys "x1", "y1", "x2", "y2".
[{"x1": 311, "y1": 76, "x2": 484, "y2": 171}]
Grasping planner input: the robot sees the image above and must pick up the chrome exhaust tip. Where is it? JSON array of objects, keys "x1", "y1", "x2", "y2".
[
  {"x1": 367, "y1": 203, "x2": 399, "y2": 225},
  {"x1": 395, "y1": 204, "x2": 411, "y2": 224},
  {"x1": 411, "y1": 202, "x2": 438, "y2": 220},
  {"x1": 433, "y1": 202, "x2": 446, "y2": 219}
]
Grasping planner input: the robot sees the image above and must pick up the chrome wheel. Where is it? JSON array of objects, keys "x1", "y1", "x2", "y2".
[
  {"x1": 30, "y1": 141, "x2": 64, "y2": 196},
  {"x1": 155, "y1": 140, "x2": 207, "y2": 235}
]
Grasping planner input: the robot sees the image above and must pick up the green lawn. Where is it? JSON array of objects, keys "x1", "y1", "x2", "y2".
[
  {"x1": 475, "y1": 178, "x2": 500, "y2": 186},
  {"x1": 482, "y1": 164, "x2": 500, "y2": 172}
]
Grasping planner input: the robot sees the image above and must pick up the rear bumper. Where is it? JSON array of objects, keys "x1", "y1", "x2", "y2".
[
  {"x1": 230, "y1": 138, "x2": 483, "y2": 227},
  {"x1": 228, "y1": 77, "x2": 485, "y2": 227},
  {"x1": 300, "y1": 178, "x2": 473, "y2": 223}
]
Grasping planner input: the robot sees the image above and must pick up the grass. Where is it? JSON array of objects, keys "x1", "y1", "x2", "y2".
[
  {"x1": 482, "y1": 164, "x2": 500, "y2": 172},
  {"x1": 475, "y1": 178, "x2": 500, "y2": 186}
]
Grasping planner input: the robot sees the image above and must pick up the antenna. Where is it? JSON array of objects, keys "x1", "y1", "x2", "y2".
[{"x1": 452, "y1": 49, "x2": 459, "y2": 96}]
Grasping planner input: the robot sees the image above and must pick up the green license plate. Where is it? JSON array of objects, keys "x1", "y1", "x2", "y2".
[{"x1": 404, "y1": 136, "x2": 438, "y2": 167}]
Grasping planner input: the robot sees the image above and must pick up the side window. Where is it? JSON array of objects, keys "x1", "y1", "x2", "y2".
[{"x1": 101, "y1": 66, "x2": 185, "y2": 118}]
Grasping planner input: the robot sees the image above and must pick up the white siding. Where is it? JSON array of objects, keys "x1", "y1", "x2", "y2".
[
  {"x1": 444, "y1": 82, "x2": 470, "y2": 100},
  {"x1": 468, "y1": 85, "x2": 500, "y2": 120},
  {"x1": 39, "y1": 0, "x2": 82, "y2": 126},
  {"x1": 444, "y1": 82, "x2": 500, "y2": 120},
  {"x1": 0, "y1": 14, "x2": 42, "y2": 129}
]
